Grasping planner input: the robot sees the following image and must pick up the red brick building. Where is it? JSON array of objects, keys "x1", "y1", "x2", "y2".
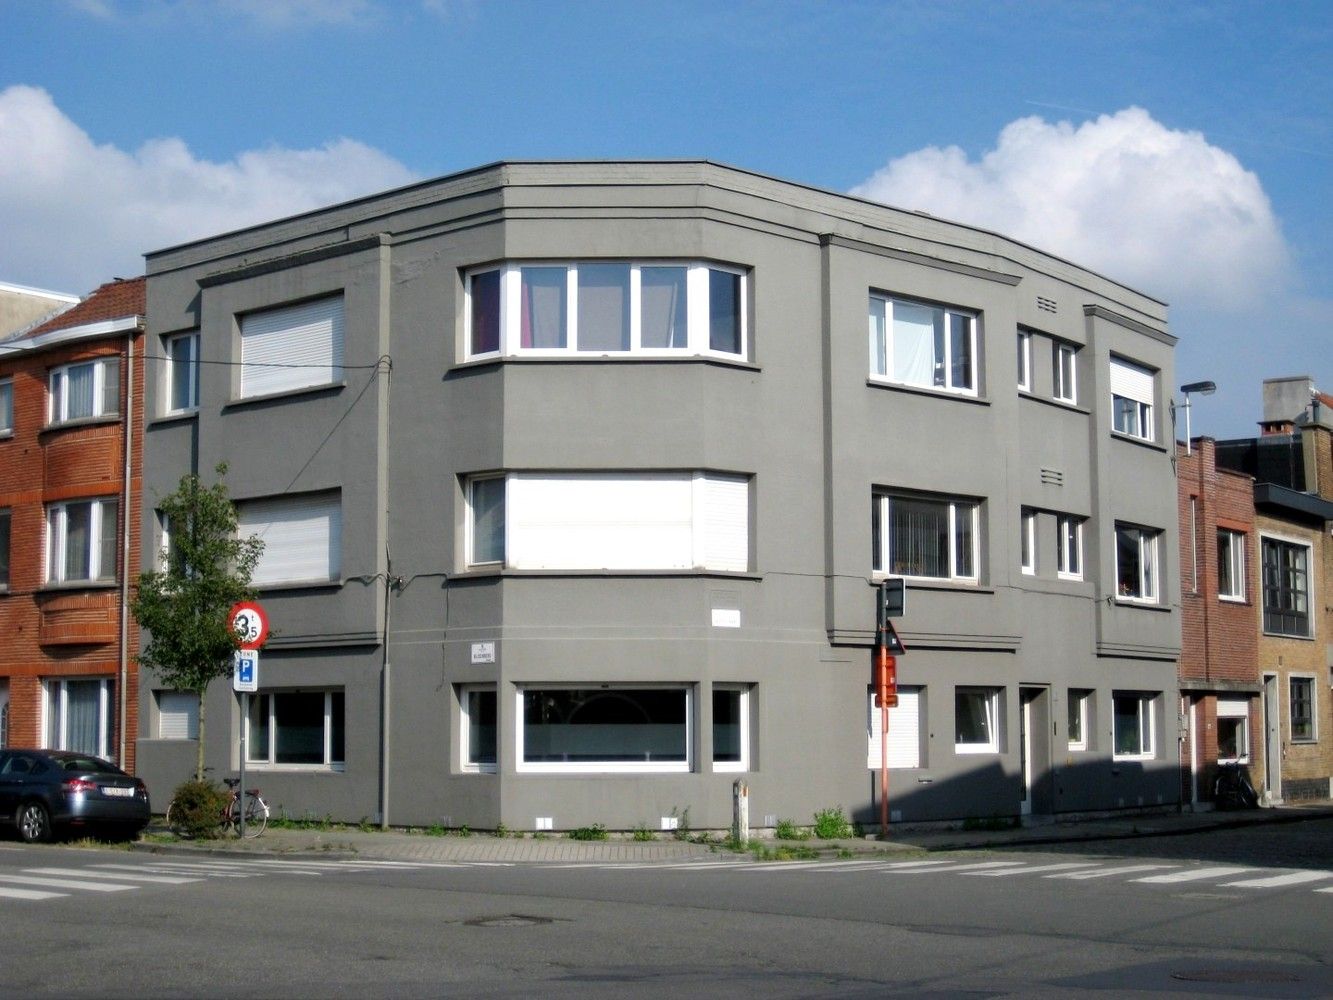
[
  {"x1": 0, "y1": 278, "x2": 145, "y2": 772},
  {"x1": 1176, "y1": 437, "x2": 1259, "y2": 806}
]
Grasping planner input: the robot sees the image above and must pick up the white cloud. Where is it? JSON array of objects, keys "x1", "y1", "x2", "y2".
[
  {"x1": 850, "y1": 107, "x2": 1290, "y2": 310},
  {"x1": 0, "y1": 85, "x2": 418, "y2": 293}
]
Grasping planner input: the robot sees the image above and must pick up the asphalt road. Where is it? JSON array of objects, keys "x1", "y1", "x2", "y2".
[{"x1": 1, "y1": 820, "x2": 1331, "y2": 998}]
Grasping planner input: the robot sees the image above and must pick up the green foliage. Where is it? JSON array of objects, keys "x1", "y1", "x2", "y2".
[
  {"x1": 812, "y1": 805, "x2": 854, "y2": 840},
  {"x1": 632, "y1": 824, "x2": 655, "y2": 842},
  {"x1": 670, "y1": 806, "x2": 691, "y2": 841},
  {"x1": 744, "y1": 841, "x2": 820, "y2": 862},
  {"x1": 131, "y1": 465, "x2": 264, "y2": 780},
  {"x1": 568, "y1": 823, "x2": 609, "y2": 841},
  {"x1": 493, "y1": 822, "x2": 510, "y2": 839},
  {"x1": 774, "y1": 818, "x2": 809, "y2": 841},
  {"x1": 169, "y1": 780, "x2": 229, "y2": 840}
]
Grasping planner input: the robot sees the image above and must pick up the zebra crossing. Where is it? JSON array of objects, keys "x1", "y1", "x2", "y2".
[
  {"x1": 0, "y1": 856, "x2": 432, "y2": 903},
  {"x1": 537, "y1": 855, "x2": 1333, "y2": 896}
]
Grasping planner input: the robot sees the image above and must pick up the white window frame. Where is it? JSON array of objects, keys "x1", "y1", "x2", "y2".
[
  {"x1": 1217, "y1": 529, "x2": 1245, "y2": 602},
  {"x1": 1109, "y1": 357, "x2": 1156, "y2": 441},
  {"x1": 867, "y1": 685, "x2": 922, "y2": 769},
  {"x1": 244, "y1": 690, "x2": 345, "y2": 771},
  {"x1": 0, "y1": 377, "x2": 12, "y2": 434},
  {"x1": 1067, "y1": 689, "x2": 1091, "y2": 752},
  {"x1": 238, "y1": 295, "x2": 345, "y2": 399},
  {"x1": 1114, "y1": 523, "x2": 1160, "y2": 603},
  {"x1": 1112, "y1": 691, "x2": 1156, "y2": 760},
  {"x1": 238, "y1": 491, "x2": 341, "y2": 587},
  {"x1": 48, "y1": 356, "x2": 119, "y2": 425},
  {"x1": 465, "y1": 262, "x2": 747, "y2": 361},
  {"x1": 164, "y1": 331, "x2": 200, "y2": 413},
  {"x1": 460, "y1": 685, "x2": 497, "y2": 774},
  {"x1": 873, "y1": 492, "x2": 981, "y2": 584},
  {"x1": 515, "y1": 685, "x2": 693, "y2": 774},
  {"x1": 1053, "y1": 341, "x2": 1077, "y2": 404},
  {"x1": 712, "y1": 684, "x2": 751, "y2": 773},
  {"x1": 156, "y1": 691, "x2": 200, "y2": 740},
  {"x1": 45, "y1": 497, "x2": 117, "y2": 584},
  {"x1": 954, "y1": 686, "x2": 1002, "y2": 755},
  {"x1": 1020, "y1": 508, "x2": 1036, "y2": 575},
  {"x1": 465, "y1": 472, "x2": 750, "y2": 573},
  {"x1": 42, "y1": 677, "x2": 112, "y2": 758},
  {"x1": 869, "y1": 294, "x2": 978, "y2": 397},
  {"x1": 1016, "y1": 330, "x2": 1032, "y2": 392},
  {"x1": 1289, "y1": 675, "x2": 1317, "y2": 744},
  {"x1": 1057, "y1": 515, "x2": 1083, "y2": 580},
  {"x1": 1215, "y1": 698, "x2": 1250, "y2": 764}
]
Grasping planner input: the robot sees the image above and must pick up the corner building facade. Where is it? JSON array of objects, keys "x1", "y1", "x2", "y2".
[{"x1": 138, "y1": 162, "x2": 1180, "y2": 830}]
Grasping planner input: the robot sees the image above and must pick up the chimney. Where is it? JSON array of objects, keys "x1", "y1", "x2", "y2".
[{"x1": 1259, "y1": 376, "x2": 1315, "y2": 436}]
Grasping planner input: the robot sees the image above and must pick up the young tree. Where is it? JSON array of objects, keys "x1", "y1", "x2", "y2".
[{"x1": 132, "y1": 465, "x2": 264, "y2": 780}]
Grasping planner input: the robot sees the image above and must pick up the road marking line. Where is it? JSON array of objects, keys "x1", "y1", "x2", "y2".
[
  {"x1": 1133, "y1": 866, "x2": 1253, "y2": 884},
  {"x1": 30, "y1": 867, "x2": 202, "y2": 885},
  {"x1": 0, "y1": 887, "x2": 66, "y2": 900},
  {"x1": 881, "y1": 861, "x2": 1027, "y2": 874},
  {"x1": 0, "y1": 874, "x2": 136, "y2": 892},
  {"x1": 1046, "y1": 864, "x2": 1173, "y2": 880},
  {"x1": 966, "y1": 862, "x2": 1100, "y2": 877},
  {"x1": 117, "y1": 865, "x2": 256, "y2": 878},
  {"x1": 1222, "y1": 870, "x2": 1333, "y2": 889}
]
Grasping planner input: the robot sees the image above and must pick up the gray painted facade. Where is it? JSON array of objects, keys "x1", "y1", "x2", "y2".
[{"x1": 137, "y1": 161, "x2": 1180, "y2": 831}]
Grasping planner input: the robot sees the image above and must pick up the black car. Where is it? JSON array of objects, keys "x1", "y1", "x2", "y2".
[{"x1": 0, "y1": 749, "x2": 151, "y2": 843}]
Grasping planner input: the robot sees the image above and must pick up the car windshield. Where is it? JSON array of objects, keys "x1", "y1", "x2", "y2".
[{"x1": 59, "y1": 756, "x2": 123, "y2": 775}]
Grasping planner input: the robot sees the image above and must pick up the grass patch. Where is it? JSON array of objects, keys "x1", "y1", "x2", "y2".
[
  {"x1": 774, "y1": 818, "x2": 809, "y2": 841},
  {"x1": 568, "y1": 824, "x2": 609, "y2": 841},
  {"x1": 632, "y1": 824, "x2": 656, "y2": 842}
]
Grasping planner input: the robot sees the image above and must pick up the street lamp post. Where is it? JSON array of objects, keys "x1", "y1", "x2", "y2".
[{"x1": 1179, "y1": 380, "x2": 1217, "y2": 456}]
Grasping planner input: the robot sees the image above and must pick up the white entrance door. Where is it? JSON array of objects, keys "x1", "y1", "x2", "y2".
[{"x1": 1262, "y1": 673, "x2": 1281, "y2": 804}]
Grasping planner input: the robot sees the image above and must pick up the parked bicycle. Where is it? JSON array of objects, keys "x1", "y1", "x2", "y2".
[
  {"x1": 165, "y1": 777, "x2": 270, "y2": 838},
  {"x1": 1213, "y1": 761, "x2": 1259, "y2": 810}
]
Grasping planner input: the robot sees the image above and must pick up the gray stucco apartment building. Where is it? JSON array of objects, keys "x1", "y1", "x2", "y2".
[{"x1": 136, "y1": 161, "x2": 1180, "y2": 831}]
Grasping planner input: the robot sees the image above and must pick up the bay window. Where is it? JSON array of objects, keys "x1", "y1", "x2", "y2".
[
  {"x1": 869, "y1": 294, "x2": 977, "y2": 395},
  {"x1": 46, "y1": 498, "x2": 118, "y2": 584},
  {"x1": 49, "y1": 357, "x2": 119, "y2": 424},
  {"x1": 466, "y1": 262, "x2": 746, "y2": 360},
  {"x1": 873, "y1": 492, "x2": 979, "y2": 582}
]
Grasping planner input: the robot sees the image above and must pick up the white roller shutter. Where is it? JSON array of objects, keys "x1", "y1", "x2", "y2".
[
  {"x1": 240, "y1": 492, "x2": 341, "y2": 585},
  {"x1": 867, "y1": 687, "x2": 921, "y2": 769},
  {"x1": 1109, "y1": 357, "x2": 1154, "y2": 405},
  {"x1": 240, "y1": 296, "x2": 345, "y2": 398},
  {"x1": 695, "y1": 474, "x2": 749, "y2": 571},
  {"x1": 1217, "y1": 698, "x2": 1249, "y2": 719},
  {"x1": 158, "y1": 692, "x2": 199, "y2": 740}
]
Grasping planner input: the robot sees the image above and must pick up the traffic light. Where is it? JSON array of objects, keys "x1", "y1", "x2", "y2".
[{"x1": 878, "y1": 577, "x2": 905, "y2": 628}]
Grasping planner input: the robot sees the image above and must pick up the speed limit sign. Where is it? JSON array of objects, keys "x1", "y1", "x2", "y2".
[{"x1": 228, "y1": 601, "x2": 269, "y2": 650}]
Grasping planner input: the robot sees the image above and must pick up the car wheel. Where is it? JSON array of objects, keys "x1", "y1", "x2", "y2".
[{"x1": 17, "y1": 802, "x2": 52, "y2": 844}]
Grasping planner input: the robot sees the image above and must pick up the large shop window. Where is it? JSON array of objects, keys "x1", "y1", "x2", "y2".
[
  {"x1": 467, "y1": 472, "x2": 749, "y2": 572},
  {"x1": 239, "y1": 295, "x2": 345, "y2": 398},
  {"x1": 1109, "y1": 357, "x2": 1155, "y2": 441},
  {"x1": 712, "y1": 685, "x2": 751, "y2": 772},
  {"x1": 873, "y1": 492, "x2": 979, "y2": 582},
  {"x1": 164, "y1": 331, "x2": 201, "y2": 413},
  {"x1": 45, "y1": 498, "x2": 118, "y2": 584},
  {"x1": 246, "y1": 691, "x2": 345, "y2": 769},
  {"x1": 867, "y1": 686, "x2": 922, "y2": 768},
  {"x1": 238, "y1": 492, "x2": 341, "y2": 586},
  {"x1": 1261, "y1": 536, "x2": 1310, "y2": 637},
  {"x1": 44, "y1": 678, "x2": 113, "y2": 758},
  {"x1": 49, "y1": 357, "x2": 119, "y2": 425},
  {"x1": 1112, "y1": 691, "x2": 1156, "y2": 759},
  {"x1": 1114, "y1": 523, "x2": 1160, "y2": 602},
  {"x1": 517, "y1": 687, "x2": 690, "y2": 773},
  {"x1": 461, "y1": 686, "x2": 497, "y2": 772},
  {"x1": 869, "y1": 295, "x2": 977, "y2": 395},
  {"x1": 466, "y1": 262, "x2": 746, "y2": 360}
]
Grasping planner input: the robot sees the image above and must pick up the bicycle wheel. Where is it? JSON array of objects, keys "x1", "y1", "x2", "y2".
[
  {"x1": 241, "y1": 792, "x2": 268, "y2": 838},
  {"x1": 165, "y1": 799, "x2": 190, "y2": 837}
]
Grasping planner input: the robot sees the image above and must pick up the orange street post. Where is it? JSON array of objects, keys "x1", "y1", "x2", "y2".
[{"x1": 875, "y1": 579, "x2": 905, "y2": 836}]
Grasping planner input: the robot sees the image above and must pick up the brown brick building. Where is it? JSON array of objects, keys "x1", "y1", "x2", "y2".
[
  {"x1": 0, "y1": 278, "x2": 145, "y2": 772},
  {"x1": 1216, "y1": 377, "x2": 1333, "y2": 803},
  {"x1": 1176, "y1": 437, "x2": 1259, "y2": 806}
]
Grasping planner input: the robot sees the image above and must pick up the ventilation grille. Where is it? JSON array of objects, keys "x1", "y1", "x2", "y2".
[
  {"x1": 1037, "y1": 296, "x2": 1058, "y2": 314},
  {"x1": 1040, "y1": 467, "x2": 1065, "y2": 487}
]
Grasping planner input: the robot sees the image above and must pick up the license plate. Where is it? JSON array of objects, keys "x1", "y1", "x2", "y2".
[{"x1": 101, "y1": 786, "x2": 134, "y2": 797}]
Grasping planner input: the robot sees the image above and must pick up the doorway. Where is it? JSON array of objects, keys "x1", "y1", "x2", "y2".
[
  {"x1": 1020, "y1": 686, "x2": 1051, "y2": 818},
  {"x1": 1261, "y1": 672, "x2": 1281, "y2": 804}
]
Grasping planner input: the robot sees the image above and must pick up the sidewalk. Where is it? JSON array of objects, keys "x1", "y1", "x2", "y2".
[{"x1": 129, "y1": 801, "x2": 1333, "y2": 865}]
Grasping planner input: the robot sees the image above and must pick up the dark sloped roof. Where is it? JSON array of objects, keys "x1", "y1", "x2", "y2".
[{"x1": 25, "y1": 277, "x2": 144, "y2": 336}]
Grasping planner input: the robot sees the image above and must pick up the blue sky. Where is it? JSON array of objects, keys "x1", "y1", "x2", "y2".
[{"x1": 2, "y1": 0, "x2": 1328, "y2": 436}]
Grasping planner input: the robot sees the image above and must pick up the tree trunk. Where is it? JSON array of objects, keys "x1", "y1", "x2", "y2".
[{"x1": 195, "y1": 688, "x2": 207, "y2": 781}]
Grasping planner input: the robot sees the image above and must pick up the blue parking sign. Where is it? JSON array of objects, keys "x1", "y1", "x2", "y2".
[{"x1": 233, "y1": 649, "x2": 260, "y2": 692}]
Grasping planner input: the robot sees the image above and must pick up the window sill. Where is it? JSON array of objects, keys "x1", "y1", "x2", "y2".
[
  {"x1": 1018, "y1": 391, "x2": 1089, "y2": 416},
  {"x1": 1110, "y1": 431, "x2": 1168, "y2": 453},
  {"x1": 1112, "y1": 753, "x2": 1156, "y2": 762},
  {"x1": 39, "y1": 414, "x2": 120, "y2": 435},
  {"x1": 516, "y1": 763, "x2": 691, "y2": 774},
  {"x1": 866, "y1": 378, "x2": 989, "y2": 406},
  {"x1": 1068, "y1": 744, "x2": 1089, "y2": 753},
  {"x1": 955, "y1": 746, "x2": 1000, "y2": 755},
  {"x1": 223, "y1": 381, "x2": 346, "y2": 411},
  {"x1": 458, "y1": 567, "x2": 762, "y2": 581},
  {"x1": 451, "y1": 355, "x2": 759, "y2": 373},
  {"x1": 1113, "y1": 598, "x2": 1170, "y2": 611},
  {"x1": 254, "y1": 578, "x2": 343, "y2": 593},
  {"x1": 0, "y1": 430, "x2": 12, "y2": 440},
  {"x1": 243, "y1": 765, "x2": 346, "y2": 773},
  {"x1": 872, "y1": 575, "x2": 992, "y2": 595},
  {"x1": 1261, "y1": 630, "x2": 1313, "y2": 641},
  {"x1": 1218, "y1": 596, "x2": 1249, "y2": 605},
  {"x1": 38, "y1": 580, "x2": 119, "y2": 593},
  {"x1": 1288, "y1": 739, "x2": 1318, "y2": 747},
  {"x1": 148, "y1": 409, "x2": 199, "y2": 429}
]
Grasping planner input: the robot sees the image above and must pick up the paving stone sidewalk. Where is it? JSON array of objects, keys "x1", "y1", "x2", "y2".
[{"x1": 130, "y1": 801, "x2": 1333, "y2": 864}]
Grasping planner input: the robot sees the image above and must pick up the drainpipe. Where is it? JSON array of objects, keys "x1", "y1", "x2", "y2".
[{"x1": 117, "y1": 331, "x2": 136, "y2": 770}]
